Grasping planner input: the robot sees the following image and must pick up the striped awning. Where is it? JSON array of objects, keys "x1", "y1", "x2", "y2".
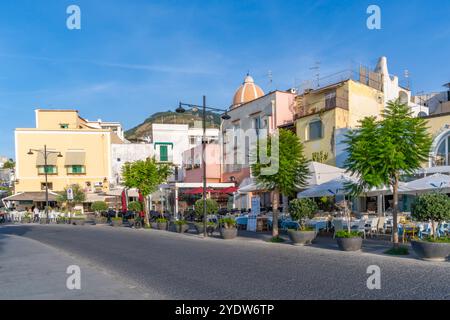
[
  {"x1": 36, "y1": 152, "x2": 58, "y2": 166},
  {"x1": 65, "y1": 151, "x2": 86, "y2": 165}
]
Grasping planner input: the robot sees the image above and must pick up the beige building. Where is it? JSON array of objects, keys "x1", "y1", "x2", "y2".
[{"x1": 14, "y1": 109, "x2": 124, "y2": 194}]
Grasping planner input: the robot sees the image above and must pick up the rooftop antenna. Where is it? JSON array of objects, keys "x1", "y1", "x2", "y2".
[
  {"x1": 310, "y1": 61, "x2": 321, "y2": 88},
  {"x1": 404, "y1": 69, "x2": 410, "y2": 90}
]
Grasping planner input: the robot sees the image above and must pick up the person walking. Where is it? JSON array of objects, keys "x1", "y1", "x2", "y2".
[{"x1": 33, "y1": 206, "x2": 40, "y2": 223}]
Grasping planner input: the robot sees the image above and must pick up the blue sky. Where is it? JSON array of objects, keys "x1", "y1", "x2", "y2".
[{"x1": 1, "y1": 0, "x2": 449, "y2": 158}]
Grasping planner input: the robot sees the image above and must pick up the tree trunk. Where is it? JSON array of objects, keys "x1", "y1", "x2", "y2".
[
  {"x1": 143, "y1": 196, "x2": 150, "y2": 227},
  {"x1": 272, "y1": 189, "x2": 279, "y2": 238},
  {"x1": 392, "y1": 173, "x2": 399, "y2": 247}
]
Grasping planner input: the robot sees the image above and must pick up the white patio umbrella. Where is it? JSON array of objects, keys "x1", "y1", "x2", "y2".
[
  {"x1": 401, "y1": 173, "x2": 450, "y2": 195},
  {"x1": 297, "y1": 175, "x2": 357, "y2": 198}
]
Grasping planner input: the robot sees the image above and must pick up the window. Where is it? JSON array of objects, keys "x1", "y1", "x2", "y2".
[
  {"x1": 37, "y1": 165, "x2": 57, "y2": 175},
  {"x1": 307, "y1": 120, "x2": 323, "y2": 140},
  {"x1": 160, "y1": 145, "x2": 168, "y2": 162},
  {"x1": 41, "y1": 182, "x2": 53, "y2": 190},
  {"x1": 253, "y1": 117, "x2": 261, "y2": 136},
  {"x1": 325, "y1": 91, "x2": 336, "y2": 108},
  {"x1": 67, "y1": 165, "x2": 86, "y2": 174},
  {"x1": 432, "y1": 133, "x2": 450, "y2": 167},
  {"x1": 60, "y1": 123, "x2": 69, "y2": 129}
]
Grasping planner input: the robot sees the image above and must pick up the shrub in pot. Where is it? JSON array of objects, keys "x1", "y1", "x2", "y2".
[
  {"x1": 288, "y1": 198, "x2": 318, "y2": 245},
  {"x1": 91, "y1": 201, "x2": 108, "y2": 214},
  {"x1": 71, "y1": 216, "x2": 86, "y2": 226},
  {"x1": 174, "y1": 220, "x2": 189, "y2": 233},
  {"x1": 156, "y1": 217, "x2": 168, "y2": 230},
  {"x1": 219, "y1": 217, "x2": 237, "y2": 239},
  {"x1": 411, "y1": 192, "x2": 450, "y2": 261},
  {"x1": 111, "y1": 217, "x2": 123, "y2": 227},
  {"x1": 194, "y1": 198, "x2": 218, "y2": 234},
  {"x1": 335, "y1": 230, "x2": 363, "y2": 251},
  {"x1": 95, "y1": 216, "x2": 108, "y2": 225}
]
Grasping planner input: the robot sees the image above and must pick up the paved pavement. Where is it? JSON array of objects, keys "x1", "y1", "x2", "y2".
[
  {"x1": 0, "y1": 229, "x2": 156, "y2": 299},
  {"x1": 0, "y1": 224, "x2": 449, "y2": 299}
]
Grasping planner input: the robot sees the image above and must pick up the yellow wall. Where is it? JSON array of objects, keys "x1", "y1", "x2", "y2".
[
  {"x1": 295, "y1": 80, "x2": 383, "y2": 166},
  {"x1": 35, "y1": 110, "x2": 83, "y2": 130},
  {"x1": 15, "y1": 129, "x2": 112, "y2": 192}
]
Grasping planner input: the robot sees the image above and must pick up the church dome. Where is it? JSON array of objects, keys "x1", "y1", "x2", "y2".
[{"x1": 231, "y1": 74, "x2": 264, "y2": 108}]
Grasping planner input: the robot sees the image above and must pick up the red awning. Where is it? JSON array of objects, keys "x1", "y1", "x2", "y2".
[{"x1": 183, "y1": 186, "x2": 238, "y2": 194}]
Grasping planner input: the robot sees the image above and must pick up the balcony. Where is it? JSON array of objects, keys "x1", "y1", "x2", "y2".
[{"x1": 296, "y1": 95, "x2": 349, "y2": 119}]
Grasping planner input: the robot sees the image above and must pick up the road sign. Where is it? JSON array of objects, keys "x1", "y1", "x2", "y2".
[{"x1": 67, "y1": 188, "x2": 74, "y2": 201}]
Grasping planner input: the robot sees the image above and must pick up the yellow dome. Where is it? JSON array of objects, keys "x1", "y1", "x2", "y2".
[{"x1": 231, "y1": 74, "x2": 264, "y2": 108}]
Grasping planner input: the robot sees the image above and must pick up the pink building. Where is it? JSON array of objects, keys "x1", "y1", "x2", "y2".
[
  {"x1": 221, "y1": 74, "x2": 297, "y2": 209},
  {"x1": 182, "y1": 144, "x2": 221, "y2": 183}
]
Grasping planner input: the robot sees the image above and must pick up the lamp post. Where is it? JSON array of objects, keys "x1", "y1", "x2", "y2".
[
  {"x1": 27, "y1": 145, "x2": 63, "y2": 223},
  {"x1": 176, "y1": 95, "x2": 230, "y2": 237}
]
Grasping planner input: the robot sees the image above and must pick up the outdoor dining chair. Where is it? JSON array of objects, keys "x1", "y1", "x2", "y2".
[
  {"x1": 332, "y1": 219, "x2": 344, "y2": 239},
  {"x1": 352, "y1": 219, "x2": 367, "y2": 239}
]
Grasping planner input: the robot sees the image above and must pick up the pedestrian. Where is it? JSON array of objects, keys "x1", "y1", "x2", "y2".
[{"x1": 34, "y1": 206, "x2": 40, "y2": 223}]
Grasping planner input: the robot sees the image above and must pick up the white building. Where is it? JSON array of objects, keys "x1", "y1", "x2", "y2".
[
  {"x1": 374, "y1": 56, "x2": 429, "y2": 117},
  {"x1": 110, "y1": 143, "x2": 154, "y2": 186}
]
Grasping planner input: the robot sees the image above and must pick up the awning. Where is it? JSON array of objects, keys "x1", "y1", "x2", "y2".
[
  {"x1": 3, "y1": 191, "x2": 59, "y2": 202},
  {"x1": 297, "y1": 175, "x2": 357, "y2": 198},
  {"x1": 65, "y1": 151, "x2": 86, "y2": 166},
  {"x1": 36, "y1": 152, "x2": 58, "y2": 166},
  {"x1": 401, "y1": 173, "x2": 450, "y2": 195}
]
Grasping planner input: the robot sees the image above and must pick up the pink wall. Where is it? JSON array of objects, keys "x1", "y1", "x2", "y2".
[{"x1": 183, "y1": 144, "x2": 221, "y2": 183}]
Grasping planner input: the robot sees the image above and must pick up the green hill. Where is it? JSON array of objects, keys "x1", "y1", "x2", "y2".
[{"x1": 125, "y1": 110, "x2": 221, "y2": 141}]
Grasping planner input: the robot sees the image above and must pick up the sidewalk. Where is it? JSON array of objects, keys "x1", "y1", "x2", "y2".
[{"x1": 0, "y1": 230, "x2": 156, "y2": 299}]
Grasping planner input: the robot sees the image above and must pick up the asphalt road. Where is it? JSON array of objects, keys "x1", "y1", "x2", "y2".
[{"x1": 0, "y1": 224, "x2": 449, "y2": 299}]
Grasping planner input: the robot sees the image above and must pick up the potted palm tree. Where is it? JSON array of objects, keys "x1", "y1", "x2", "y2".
[
  {"x1": 288, "y1": 198, "x2": 318, "y2": 245},
  {"x1": 334, "y1": 200, "x2": 363, "y2": 251},
  {"x1": 219, "y1": 217, "x2": 237, "y2": 239},
  {"x1": 411, "y1": 192, "x2": 450, "y2": 261}
]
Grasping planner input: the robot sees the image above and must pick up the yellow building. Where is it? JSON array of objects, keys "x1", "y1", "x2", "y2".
[
  {"x1": 295, "y1": 78, "x2": 384, "y2": 166},
  {"x1": 14, "y1": 109, "x2": 123, "y2": 194}
]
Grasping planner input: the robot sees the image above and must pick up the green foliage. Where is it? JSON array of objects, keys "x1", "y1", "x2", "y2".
[
  {"x1": 251, "y1": 129, "x2": 310, "y2": 197},
  {"x1": 219, "y1": 217, "x2": 236, "y2": 229},
  {"x1": 175, "y1": 220, "x2": 187, "y2": 226},
  {"x1": 127, "y1": 201, "x2": 143, "y2": 212},
  {"x1": 289, "y1": 198, "x2": 318, "y2": 229},
  {"x1": 411, "y1": 192, "x2": 450, "y2": 223},
  {"x1": 269, "y1": 236, "x2": 286, "y2": 243},
  {"x1": 91, "y1": 201, "x2": 108, "y2": 212},
  {"x1": 344, "y1": 100, "x2": 432, "y2": 195},
  {"x1": 384, "y1": 246, "x2": 409, "y2": 255},
  {"x1": 2, "y1": 159, "x2": 15, "y2": 169},
  {"x1": 122, "y1": 158, "x2": 172, "y2": 197},
  {"x1": 57, "y1": 184, "x2": 86, "y2": 204},
  {"x1": 335, "y1": 230, "x2": 362, "y2": 238},
  {"x1": 156, "y1": 217, "x2": 168, "y2": 223},
  {"x1": 111, "y1": 217, "x2": 122, "y2": 221},
  {"x1": 194, "y1": 198, "x2": 219, "y2": 218},
  {"x1": 424, "y1": 236, "x2": 450, "y2": 243}
]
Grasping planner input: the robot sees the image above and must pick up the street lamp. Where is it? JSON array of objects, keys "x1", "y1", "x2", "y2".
[
  {"x1": 27, "y1": 145, "x2": 63, "y2": 223},
  {"x1": 176, "y1": 95, "x2": 230, "y2": 237}
]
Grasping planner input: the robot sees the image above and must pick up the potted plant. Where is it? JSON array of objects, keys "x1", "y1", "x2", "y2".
[
  {"x1": 287, "y1": 198, "x2": 318, "y2": 245},
  {"x1": 194, "y1": 198, "x2": 218, "y2": 234},
  {"x1": 95, "y1": 216, "x2": 108, "y2": 225},
  {"x1": 219, "y1": 217, "x2": 237, "y2": 239},
  {"x1": 111, "y1": 217, "x2": 123, "y2": 227},
  {"x1": 174, "y1": 220, "x2": 189, "y2": 233},
  {"x1": 411, "y1": 192, "x2": 450, "y2": 261},
  {"x1": 22, "y1": 213, "x2": 32, "y2": 224},
  {"x1": 156, "y1": 217, "x2": 168, "y2": 230},
  {"x1": 334, "y1": 200, "x2": 363, "y2": 251}
]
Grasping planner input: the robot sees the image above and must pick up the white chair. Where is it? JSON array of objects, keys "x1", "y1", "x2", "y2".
[
  {"x1": 332, "y1": 219, "x2": 344, "y2": 239},
  {"x1": 376, "y1": 217, "x2": 386, "y2": 235},
  {"x1": 352, "y1": 219, "x2": 367, "y2": 239},
  {"x1": 367, "y1": 217, "x2": 379, "y2": 237}
]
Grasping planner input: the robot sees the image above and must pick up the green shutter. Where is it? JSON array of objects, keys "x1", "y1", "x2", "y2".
[{"x1": 160, "y1": 145, "x2": 168, "y2": 162}]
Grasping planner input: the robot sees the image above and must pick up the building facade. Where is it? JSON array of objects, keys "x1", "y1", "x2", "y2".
[{"x1": 14, "y1": 109, "x2": 123, "y2": 193}]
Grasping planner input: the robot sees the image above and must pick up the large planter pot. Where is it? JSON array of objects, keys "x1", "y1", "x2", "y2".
[
  {"x1": 411, "y1": 240, "x2": 450, "y2": 262},
  {"x1": 151, "y1": 222, "x2": 158, "y2": 229},
  {"x1": 157, "y1": 222, "x2": 168, "y2": 230},
  {"x1": 336, "y1": 237, "x2": 363, "y2": 251},
  {"x1": 220, "y1": 228, "x2": 238, "y2": 240},
  {"x1": 111, "y1": 220, "x2": 123, "y2": 227},
  {"x1": 175, "y1": 224, "x2": 189, "y2": 233},
  {"x1": 194, "y1": 223, "x2": 205, "y2": 234},
  {"x1": 95, "y1": 217, "x2": 108, "y2": 225},
  {"x1": 39, "y1": 218, "x2": 49, "y2": 224},
  {"x1": 288, "y1": 230, "x2": 316, "y2": 245},
  {"x1": 22, "y1": 218, "x2": 31, "y2": 224}
]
